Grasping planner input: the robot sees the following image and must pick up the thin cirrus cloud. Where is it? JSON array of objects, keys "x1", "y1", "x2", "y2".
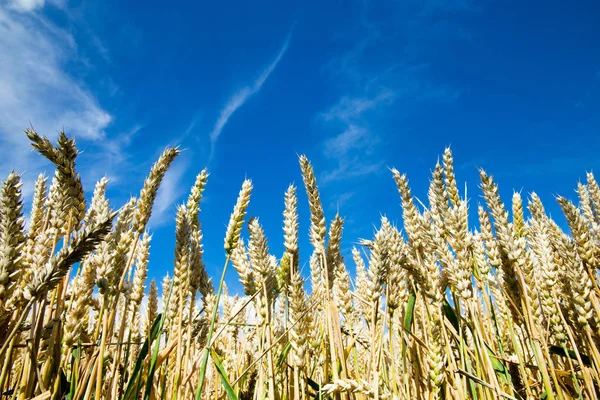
[
  {"x1": 6, "y1": 0, "x2": 64, "y2": 12},
  {"x1": 0, "y1": 2, "x2": 113, "y2": 198},
  {"x1": 209, "y1": 34, "x2": 291, "y2": 155},
  {"x1": 0, "y1": 5, "x2": 112, "y2": 146},
  {"x1": 319, "y1": 91, "x2": 396, "y2": 184}
]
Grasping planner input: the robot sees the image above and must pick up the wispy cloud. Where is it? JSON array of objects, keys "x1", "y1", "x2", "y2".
[
  {"x1": 184, "y1": 114, "x2": 201, "y2": 137},
  {"x1": 0, "y1": 2, "x2": 156, "y2": 211},
  {"x1": 0, "y1": 4, "x2": 113, "y2": 192},
  {"x1": 329, "y1": 191, "x2": 356, "y2": 212},
  {"x1": 209, "y1": 35, "x2": 291, "y2": 153},
  {"x1": 6, "y1": 0, "x2": 64, "y2": 12},
  {"x1": 319, "y1": 90, "x2": 395, "y2": 184},
  {"x1": 317, "y1": 1, "x2": 469, "y2": 185}
]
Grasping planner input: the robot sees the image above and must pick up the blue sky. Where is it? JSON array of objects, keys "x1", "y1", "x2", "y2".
[{"x1": 1, "y1": 0, "x2": 599, "y2": 294}]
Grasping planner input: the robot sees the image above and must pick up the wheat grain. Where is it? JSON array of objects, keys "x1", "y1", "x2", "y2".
[{"x1": 224, "y1": 179, "x2": 252, "y2": 253}]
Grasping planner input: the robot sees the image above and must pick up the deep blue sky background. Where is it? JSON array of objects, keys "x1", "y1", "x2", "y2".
[{"x1": 1, "y1": 0, "x2": 599, "y2": 294}]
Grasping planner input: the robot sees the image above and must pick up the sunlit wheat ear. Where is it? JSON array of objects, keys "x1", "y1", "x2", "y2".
[
  {"x1": 64, "y1": 259, "x2": 96, "y2": 346},
  {"x1": 386, "y1": 226, "x2": 408, "y2": 313},
  {"x1": 23, "y1": 215, "x2": 113, "y2": 302},
  {"x1": 366, "y1": 217, "x2": 391, "y2": 303},
  {"x1": 53, "y1": 131, "x2": 86, "y2": 229},
  {"x1": 197, "y1": 262, "x2": 214, "y2": 299},
  {"x1": 322, "y1": 378, "x2": 377, "y2": 397},
  {"x1": 189, "y1": 229, "x2": 208, "y2": 295},
  {"x1": 146, "y1": 278, "x2": 158, "y2": 335},
  {"x1": 231, "y1": 238, "x2": 256, "y2": 296},
  {"x1": 443, "y1": 147, "x2": 459, "y2": 208},
  {"x1": 248, "y1": 218, "x2": 277, "y2": 303},
  {"x1": 10, "y1": 230, "x2": 52, "y2": 309},
  {"x1": 94, "y1": 197, "x2": 133, "y2": 294},
  {"x1": 185, "y1": 170, "x2": 209, "y2": 309},
  {"x1": 278, "y1": 185, "x2": 300, "y2": 294},
  {"x1": 28, "y1": 130, "x2": 86, "y2": 235},
  {"x1": 0, "y1": 172, "x2": 25, "y2": 308},
  {"x1": 512, "y1": 192, "x2": 527, "y2": 238},
  {"x1": 277, "y1": 251, "x2": 291, "y2": 296},
  {"x1": 283, "y1": 184, "x2": 299, "y2": 267},
  {"x1": 247, "y1": 217, "x2": 268, "y2": 272},
  {"x1": 108, "y1": 197, "x2": 136, "y2": 287},
  {"x1": 172, "y1": 206, "x2": 191, "y2": 311},
  {"x1": 552, "y1": 223, "x2": 595, "y2": 329},
  {"x1": 586, "y1": 171, "x2": 600, "y2": 219},
  {"x1": 479, "y1": 169, "x2": 523, "y2": 311},
  {"x1": 471, "y1": 231, "x2": 490, "y2": 278},
  {"x1": 133, "y1": 146, "x2": 180, "y2": 233},
  {"x1": 352, "y1": 246, "x2": 371, "y2": 317},
  {"x1": 309, "y1": 251, "x2": 323, "y2": 301},
  {"x1": 391, "y1": 169, "x2": 423, "y2": 249},
  {"x1": 327, "y1": 213, "x2": 344, "y2": 262},
  {"x1": 577, "y1": 182, "x2": 600, "y2": 235},
  {"x1": 528, "y1": 202, "x2": 566, "y2": 343},
  {"x1": 479, "y1": 170, "x2": 510, "y2": 236},
  {"x1": 129, "y1": 232, "x2": 151, "y2": 315},
  {"x1": 477, "y1": 205, "x2": 502, "y2": 269},
  {"x1": 25, "y1": 128, "x2": 60, "y2": 163},
  {"x1": 27, "y1": 174, "x2": 47, "y2": 242},
  {"x1": 325, "y1": 213, "x2": 344, "y2": 288},
  {"x1": 426, "y1": 317, "x2": 446, "y2": 400},
  {"x1": 186, "y1": 168, "x2": 209, "y2": 226},
  {"x1": 558, "y1": 196, "x2": 596, "y2": 268},
  {"x1": 446, "y1": 200, "x2": 472, "y2": 301},
  {"x1": 289, "y1": 270, "x2": 310, "y2": 367},
  {"x1": 527, "y1": 192, "x2": 546, "y2": 221},
  {"x1": 84, "y1": 177, "x2": 111, "y2": 227},
  {"x1": 224, "y1": 179, "x2": 253, "y2": 253},
  {"x1": 299, "y1": 155, "x2": 326, "y2": 253},
  {"x1": 46, "y1": 177, "x2": 64, "y2": 234},
  {"x1": 428, "y1": 162, "x2": 448, "y2": 228},
  {"x1": 333, "y1": 259, "x2": 353, "y2": 321},
  {"x1": 420, "y1": 233, "x2": 445, "y2": 304},
  {"x1": 19, "y1": 175, "x2": 47, "y2": 308}
]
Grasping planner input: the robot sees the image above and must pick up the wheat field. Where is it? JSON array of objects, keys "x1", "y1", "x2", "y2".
[{"x1": 0, "y1": 128, "x2": 599, "y2": 400}]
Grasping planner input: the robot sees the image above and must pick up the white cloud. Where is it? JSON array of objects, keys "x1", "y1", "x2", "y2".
[
  {"x1": 321, "y1": 158, "x2": 383, "y2": 184},
  {"x1": 209, "y1": 36, "x2": 290, "y2": 150},
  {"x1": 7, "y1": 0, "x2": 45, "y2": 12},
  {"x1": 6, "y1": 0, "x2": 62, "y2": 12},
  {"x1": 322, "y1": 90, "x2": 396, "y2": 123},
  {"x1": 323, "y1": 124, "x2": 369, "y2": 159},
  {"x1": 317, "y1": 0, "x2": 467, "y2": 185},
  {"x1": 0, "y1": 3, "x2": 152, "y2": 215},
  {"x1": 0, "y1": 5, "x2": 112, "y2": 186},
  {"x1": 319, "y1": 90, "x2": 394, "y2": 184},
  {"x1": 329, "y1": 191, "x2": 355, "y2": 211}
]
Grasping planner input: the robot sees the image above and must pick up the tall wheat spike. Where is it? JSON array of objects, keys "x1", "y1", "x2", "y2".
[{"x1": 0, "y1": 128, "x2": 598, "y2": 400}]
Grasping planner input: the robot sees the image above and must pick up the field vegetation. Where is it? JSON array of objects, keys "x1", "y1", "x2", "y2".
[{"x1": 0, "y1": 129, "x2": 599, "y2": 399}]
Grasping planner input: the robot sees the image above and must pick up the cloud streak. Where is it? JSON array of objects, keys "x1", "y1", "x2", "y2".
[
  {"x1": 318, "y1": 90, "x2": 395, "y2": 184},
  {"x1": 0, "y1": 7, "x2": 111, "y2": 146},
  {"x1": 7, "y1": 0, "x2": 64, "y2": 12},
  {"x1": 209, "y1": 35, "x2": 290, "y2": 152},
  {"x1": 316, "y1": 0, "x2": 470, "y2": 185},
  {"x1": 0, "y1": 4, "x2": 114, "y2": 199}
]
